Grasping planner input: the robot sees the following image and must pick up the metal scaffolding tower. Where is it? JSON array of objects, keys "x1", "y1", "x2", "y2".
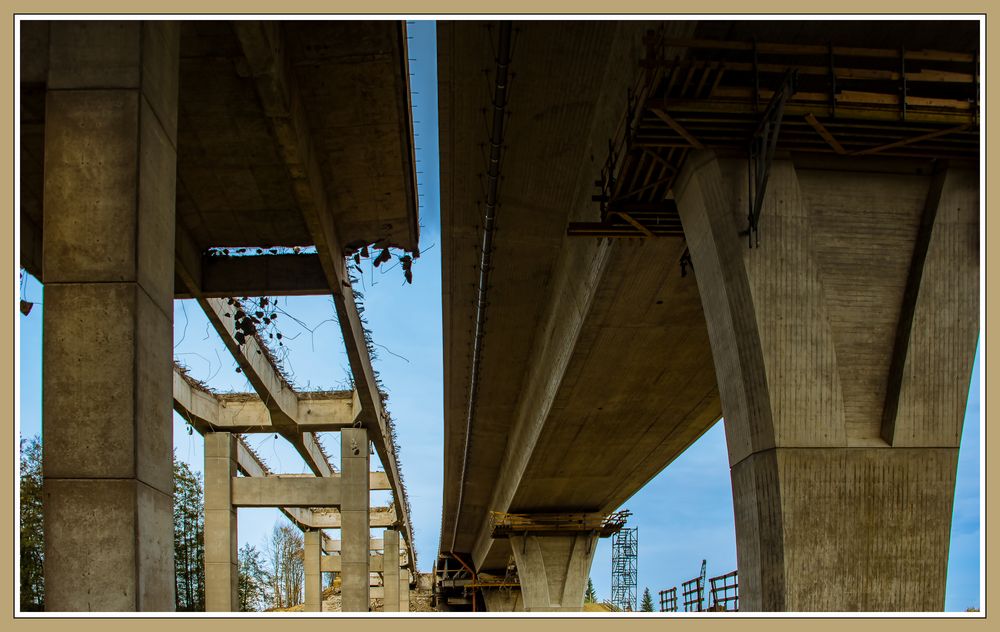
[{"x1": 610, "y1": 525, "x2": 638, "y2": 612}]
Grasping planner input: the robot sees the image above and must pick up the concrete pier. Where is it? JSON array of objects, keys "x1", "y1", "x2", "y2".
[
  {"x1": 674, "y1": 151, "x2": 979, "y2": 611},
  {"x1": 304, "y1": 530, "x2": 322, "y2": 612},
  {"x1": 382, "y1": 529, "x2": 400, "y2": 611},
  {"x1": 340, "y1": 428, "x2": 371, "y2": 611},
  {"x1": 508, "y1": 533, "x2": 598, "y2": 612},
  {"x1": 482, "y1": 588, "x2": 523, "y2": 612},
  {"x1": 41, "y1": 21, "x2": 179, "y2": 612},
  {"x1": 399, "y1": 571, "x2": 410, "y2": 611},
  {"x1": 204, "y1": 432, "x2": 238, "y2": 611}
]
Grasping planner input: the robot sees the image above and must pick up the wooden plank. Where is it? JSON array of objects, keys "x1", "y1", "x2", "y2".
[
  {"x1": 853, "y1": 124, "x2": 971, "y2": 156},
  {"x1": 658, "y1": 38, "x2": 976, "y2": 63},
  {"x1": 650, "y1": 107, "x2": 705, "y2": 149},
  {"x1": 804, "y1": 113, "x2": 847, "y2": 154},
  {"x1": 613, "y1": 212, "x2": 656, "y2": 238}
]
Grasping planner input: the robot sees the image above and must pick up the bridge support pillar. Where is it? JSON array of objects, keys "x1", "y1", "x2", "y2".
[
  {"x1": 482, "y1": 588, "x2": 524, "y2": 612},
  {"x1": 509, "y1": 533, "x2": 598, "y2": 611},
  {"x1": 383, "y1": 529, "x2": 400, "y2": 611},
  {"x1": 204, "y1": 432, "x2": 238, "y2": 611},
  {"x1": 675, "y1": 151, "x2": 978, "y2": 611},
  {"x1": 304, "y1": 529, "x2": 322, "y2": 612},
  {"x1": 400, "y1": 571, "x2": 410, "y2": 611},
  {"x1": 40, "y1": 21, "x2": 179, "y2": 612},
  {"x1": 340, "y1": 427, "x2": 371, "y2": 611}
]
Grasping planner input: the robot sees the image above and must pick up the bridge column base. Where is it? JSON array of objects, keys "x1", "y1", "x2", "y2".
[
  {"x1": 675, "y1": 151, "x2": 978, "y2": 611},
  {"x1": 482, "y1": 588, "x2": 524, "y2": 612},
  {"x1": 304, "y1": 529, "x2": 322, "y2": 612},
  {"x1": 509, "y1": 533, "x2": 598, "y2": 612},
  {"x1": 383, "y1": 529, "x2": 400, "y2": 611}
]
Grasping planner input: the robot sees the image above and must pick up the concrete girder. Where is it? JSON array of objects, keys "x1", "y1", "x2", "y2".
[
  {"x1": 321, "y1": 554, "x2": 395, "y2": 573},
  {"x1": 173, "y1": 365, "x2": 357, "y2": 433},
  {"x1": 174, "y1": 253, "x2": 331, "y2": 299},
  {"x1": 673, "y1": 151, "x2": 978, "y2": 611},
  {"x1": 232, "y1": 20, "x2": 415, "y2": 575},
  {"x1": 323, "y1": 538, "x2": 408, "y2": 555}
]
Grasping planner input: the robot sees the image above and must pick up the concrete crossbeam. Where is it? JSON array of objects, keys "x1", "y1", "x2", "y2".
[
  {"x1": 173, "y1": 253, "x2": 331, "y2": 299},
  {"x1": 231, "y1": 477, "x2": 341, "y2": 507},
  {"x1": 674, "y1": 151, "x2": 978, "y2": 611},
  {"x1": 323, "y1": 538, "x2": 407, "y2": 554},
  {"x1": 41, "y1": 20, "x2": 179, "y2": 612},
  {"x1": 321, "y1": 554, "x2": 386, "y2": 573},
  {"x1": 173, "y1": 366, "x2": 356, "y2": 433}
]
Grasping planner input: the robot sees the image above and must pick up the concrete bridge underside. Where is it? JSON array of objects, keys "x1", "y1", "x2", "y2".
[
  {"x1": 21, "y1": 20, "x2": 419, "y2": 612},
  {"x1": 438, "y1": 20, "x2": 978, "y2": 612}
]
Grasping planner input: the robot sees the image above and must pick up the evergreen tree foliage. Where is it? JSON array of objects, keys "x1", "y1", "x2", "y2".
[
  {"x1": 585, "y1": 577, "x2": 597, "y2": 603},
  {"x1": 173, "y1": 454, "x2": 205, "y2": 611},
  {"x1": 19, "y1": 435, "x2": 44, "y2": 611},
  {"x1": 641, "y1": 587, "x2": 654, "y2": 612},
  {"x1": 238, "y1": 543, "x2": 270, "y2": 611}
]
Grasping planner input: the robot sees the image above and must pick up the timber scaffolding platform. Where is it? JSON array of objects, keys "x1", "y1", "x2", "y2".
[
  {"x1": 568, "y1": 31, "x2": 979, "y2": 240},
  {"x1": 488, "y1": 511, "x2": 630, "y2": 538}
]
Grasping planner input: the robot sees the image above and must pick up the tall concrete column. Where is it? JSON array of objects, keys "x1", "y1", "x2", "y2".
[
  {"x1": 674, "y1": 151, "x2": 979, "y2": 611},
  {"x1": 509, "y1": 533, "x2": 598, "y2": 611},
  {"x1": 41, "y1": 21, "x2": 179, "y2": 612},
  {"x1": 304, "y1": 529, "x2": 322, "y2": 612},
  {"x1": 204, "y1": 432, "x2": 238, "y2": 611},
  {"x1": 340, "y1": 428, "x2": 370, "y2": 611},
  {"x1": 382, "y1": 529, "x2": 400, "y2": 611}
]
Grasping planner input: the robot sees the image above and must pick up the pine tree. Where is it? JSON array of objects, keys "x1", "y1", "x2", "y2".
[
  {"x1": 585, "y1": 577, "x2": 597, "y2": 603},
  {"x1": 239, "y1": 543, "x2": 270, "y2": 611},
  {"x1": 641, "y1": 587, "x2": 654, "y2": 612},
  {"x1": 173, "y1": 454, "x2": 206, "y2": 611},
  {"x1": 19, "y1": 435, "x2": 44, "y2": 611}
]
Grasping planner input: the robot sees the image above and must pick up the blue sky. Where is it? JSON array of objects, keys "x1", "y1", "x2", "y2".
[{"x1": 16, "y1": 20, "x2": 981, "y2": 612}]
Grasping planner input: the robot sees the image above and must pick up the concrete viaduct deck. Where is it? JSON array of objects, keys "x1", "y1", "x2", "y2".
[
  {"x1": 437, "y1": 20, "x2": 979, "y2": 612},
  {"x1": 20, "y1": 20, "x2": 419, "y2": 611}
]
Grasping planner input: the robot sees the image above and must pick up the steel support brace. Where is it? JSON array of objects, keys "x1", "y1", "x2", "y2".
[{"x1": 745, "y1": 68, "x2": 797, "y2": 247}]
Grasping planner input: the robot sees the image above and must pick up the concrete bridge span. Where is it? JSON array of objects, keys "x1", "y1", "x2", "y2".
[{"x1": 436, "y1": 19, "x2": 979, "y2": 612}]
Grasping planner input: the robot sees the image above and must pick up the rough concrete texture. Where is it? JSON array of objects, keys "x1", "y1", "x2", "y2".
[
  {"x1": 509, "y1": 533, "x2": 597, "y2": 611},
  {"x1": 43, "y1": 479, "x2": 174, "y2": 611},
  {"x1": 482, "y1": 588, "x2": 524, "y2": 612},
  {"x1": 382, "y1": 529, "x2": 400, "y2": 611},
  {"x1": 204, "y1": 432, "x2": 238, "y2": 611},
  {"x1": 41, "y1": 21, "x2": 179, "y2": 612},
  {"x1": 304, "y1": 530, "x2": 322, "y2": 612},
  {"x1": 340, "y1": 427, "x2": 370, "y2": 611},
  {"x1": 674, "y1": 151, "x2": 978, "y2": 611},
  {"x1": 399, "y1": 573, "x2": 410, "y2": 612}
]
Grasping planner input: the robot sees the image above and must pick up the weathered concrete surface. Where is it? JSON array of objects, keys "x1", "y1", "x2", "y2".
[
  {"x1": 230, "y1": 477, "x2": 342, "y2": 507},
  {"x1": 439, "y1": 20, "x2": 717, "y2": 577},
  {"x1": 674, "y1": 151, "x2": 978, "y2": 610},
  {"x1": 204, "y1": 432, "x2": 238, "y2": 611},
  {"x1": 304, "y1": 530, "x2": 322, "y2": 612},
  {"x1": 383, "y1": 529, "x2": 400, "y2": 611},
  {"x1": 341, "y1": 427, "x2": 371, "y2": 611},
  {"x1": 482, "y1": 588, "x2": 524, "y2": 612},
  {"x1": 41, "y1": 21, "x2": 178, "y2": 612},
  {"x1": 508, "y1": 534, "x2": 597, "y2": 612},
  {"x1": 400, "y1": 572, "x2": 410, "y2": 611}
]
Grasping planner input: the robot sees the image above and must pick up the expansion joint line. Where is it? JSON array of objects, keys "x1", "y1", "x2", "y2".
[{"x1": 452, "y1": 20, "x2": 514, "y2": 553}]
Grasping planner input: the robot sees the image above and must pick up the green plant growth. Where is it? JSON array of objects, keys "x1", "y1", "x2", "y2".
[
  {"x1": 19, "y1": 435, "x2": 44, "y2": 611},
  {"x1": 585, "y1": 577, "x2": 597, "y2": 603},
  {"x1": 641, "y1": 587, "x2": 654, "y2": 612},
  {"x1": 174, "y1": 455, "x2": 206, "y2": 611}
]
